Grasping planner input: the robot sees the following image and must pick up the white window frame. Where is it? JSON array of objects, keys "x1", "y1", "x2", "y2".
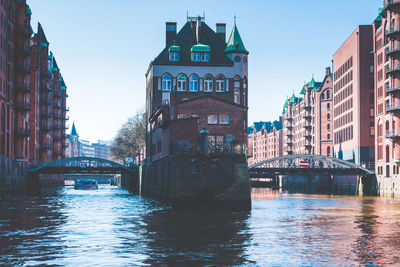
[
  {"x1": 170, "y1": 52, "x2": 179, "y2": 62},
  {"x1": 208, "y1": 115, "x2": 218, "y2": 124},
  {"x1": 162, "y1": 74, "x2": 171, "y2": 91},
  {"x1": 204, "y1": 75, "x2": 213, "y2": 92},
  {"x1": 192, "y1": 53, "x2": 201, "y2": 62},
  {"x1": 234, "y1": 88, "x2": 240, "y2": 104},
  {"x1": 219, "y1": 115, "x2": 229, "y2": 125},
  {"x1": 216, "y1": 76, "x2": 225, "y2": 92},
  {"x1": 201, "y1": 53, "x2": 209, "y2": 62},
  {"x1": 189, "y1": 75, "x2": 199, "y2": 92},
  {"x1": 177, "y1": 75, "x2": 186, "y2": 91}
]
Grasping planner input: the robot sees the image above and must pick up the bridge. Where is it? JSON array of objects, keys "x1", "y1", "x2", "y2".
[
  {"x1": 30, "y1": 157, "x2": 137, "y2": 174},
  {"x1": 28, "y1": 157, "x2": 139, "y2": 192},
  {"x1": 249, "y1": 154, "x2": 375, "y2": 178}
]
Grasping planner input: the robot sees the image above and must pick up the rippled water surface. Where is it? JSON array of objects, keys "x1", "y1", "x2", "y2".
[{"x1": 1, "y1": 186, "x2": 400, "y2": 266}]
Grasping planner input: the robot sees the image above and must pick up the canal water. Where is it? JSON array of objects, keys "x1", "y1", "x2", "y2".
[{"x1": 1, "y1": 186, "x2": 400, "y2": 266}]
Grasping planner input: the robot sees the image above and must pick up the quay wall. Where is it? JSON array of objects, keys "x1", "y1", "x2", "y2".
[
  {"x1": 377, "y1": 176, "x2": 400, "y2": 198},
  {"x1": 139, "y1": 153, "x2": 251, "y2": 211},
  {"x1": 280, "y1": 174, "x2": 378, "y2": 196},
  {"x1": 0, "y1": 157, "x2": 28, "y2": 195}
]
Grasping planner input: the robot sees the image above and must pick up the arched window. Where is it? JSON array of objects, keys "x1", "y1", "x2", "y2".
[
  {"x1": 204, "y1": 75, "x2": 213, "y2": 92},
  {"x1": 327, "y1": 103, "x2": 330, "y2": 110},
  {"x1": 327, "y1": 124, "x2": 330, "y2": 130},
  {"x1": 177, "y1": 75, "x2": 186, "y2": 91},
  {"x1": 326, "y1": 90, "x2": 331, "y2": 99},
  {"x1": 327, "y1": 146, "x2": 331, "y2": 156},
  {"x1": 162, "y1": 74, "x2": 171, "y2": 91},
  {"x1": 327, "y1": 133, "x2": 330, "y2": 140},
  {"x1": 216, "y1": 75, "x2": 225, "y2": 92},
  {"x1": 378, "y1": 120, "x2": 383, "y2": 137},
  {"x1": 327, "y1": 114, "x2": 330, "y2": 120},
  {"x1": 321, "y1": 93, "x2": 325, "y2": 100},
  {"x1": 189, "y1": 75, "x2": 199, "y2": 92}
]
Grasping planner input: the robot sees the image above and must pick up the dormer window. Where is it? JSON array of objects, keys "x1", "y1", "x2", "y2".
[
  {"x1": 191, "y1": 43, "x2": 210, "y2": 62},
  {"x1": 168, "y1": 44, "x2": 180, "y2": 62}
]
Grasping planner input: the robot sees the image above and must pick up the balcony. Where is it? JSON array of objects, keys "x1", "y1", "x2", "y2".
[
  {"x1": 387, "y1": 129, "x2": 400, "y2": 138},
  {"x1": 302, "y1": 102, "x2": 311, "y2": 109},
  {"x1": 41, "y1": 69, "x2": 52, "y2": 78},
  {"x1": 303, "y1": 122, "x2": 312, "y2": 128},
  {"x1": 65, "y1": 116, "x2": 70, "y2": 120},
  {"x1": 63, "y1": 125, "x2": 70, "y2": 129},
  {"x1": 64, "y1": 107, "x2": 70, "y2": 112},
  {"x1": 386, "y1": 45, "x2": 400, "y2": 57},
  {"x1": 386, "y1": 65, "x2": 400, "y2": 75},
  {"x1": 302, "y1": 112, "x2": 312, "y2": 119},
  {"x1": 303, "y1": 142, "x2": 312, "y2": 148},
  {"x1": 386, "y1": 84, "x2": 400, "y2": 94},
  {"x1": 40, "y1": 83, "x2": 52, "y2": 91},
  {"x1": 16, "y1": 128, "x2": 30, "y2": 137},
  {"x1": 384, "y1": 0, "x2": 400, "y2": 10},
  {"x1": 41, "y1": 123, "x2": 53, "y2": 131},
  {"x1": 16, "y1": 25, "x2": 31, "y2": 37},
  {"x1": 41, "y1": 98, "x2": 52, "y2": 105},
  {"x1": 386, "y1": 103, "x2": 400, "y2": 112},
  {"x1": 17, "y1": 64, "x2": 31, "y2": 74},
  {"x1": 16, "y1": 83, "x2": 30, "y2": 93},
  {"x1": 303, "y1": 131, "x2": 312, "y2": 138},
  {"x1": 41, "y1": 110, "x2": 53, "y2": 118},
  {"x1": 386, "y1": 24, "x2": 400, "y2": 36},
  {"x1": 16, "y1": 101, "x2": 31, "y2": 111},
  {"x1": 41, "y1": 143, "x2": 52, "y2": 150}
]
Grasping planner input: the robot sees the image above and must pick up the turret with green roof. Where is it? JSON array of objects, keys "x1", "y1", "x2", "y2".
[{"x1": 224, "y1": 20, "x2": 248, "y2": 55}]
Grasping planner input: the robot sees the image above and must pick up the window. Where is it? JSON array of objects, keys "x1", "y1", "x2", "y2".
[
  {"x1": 321, "y1": 93, "x2": 325, "y2": 100},
  {"x1": 208, "y1": 115, "x2": 218, "y2": 124},
  {"x1": 169, "y1": 52, "x2": 179, "y2": 62},
  {"x1": 234, "y1": 88, "x2": 240, "y2": 104},
  {"x1": 201, "y1": 53, "x2": 209, "y2": 62},
  {"x1": 327, "y1": 114, "x2": 330, "y2": 121},
  {"x1": 177, "y1": 75, "x2": 186, "y2": 91},
  {"x1": 219, "y1": 115, "x2": 229, "y2": 124},
  {"x1": 370, "y1": 107, "x2": 374, "y2": 118},
  {"x1": 327, "y1": 146, "x2": 331, "y2": 156},
  {"x1": 204, "y1": 75, "x2": 213, "y2": 92},
  {"x1": 162, "y1": 74, "x2": 171, "y2": 91},
  {"x1": 327, "y1": 124, "x2": 330, "y2": 130},
  {"x1": 215, "y1": 75, "x2": 225, "y2": 92},
  {"x1": 327, "y1": 134, "x2": 330, "y2": 140},
  {"x1": 191, "y1": 53, "x2": 201, "y2": 61},
  {"x1": 189, "y1": 75, "x2": 199, "y2": 92},
  {"x1": 327, "y1": 103, "x2": 330, "y2": 110},
  {"x1": 326, "y1": 90, "x2": 330, "y2": 99}
]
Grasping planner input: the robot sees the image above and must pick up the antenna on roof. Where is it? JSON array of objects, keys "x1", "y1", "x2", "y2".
[
  {"x1": 203, "y1": 11, "x2": 205, "y2": 20},
  {"x1": 234, "y1": 14, "x2": 237, "y2": 25}
]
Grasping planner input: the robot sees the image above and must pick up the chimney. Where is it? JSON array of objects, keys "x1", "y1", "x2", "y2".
[
  {"x1": 166, "y1": 22, "x2": 177, "y2": 46},
  {"x1": 216, "y1": 23, "x2": 226, "y2": 42},
  {"x1": 326, "y1": 66, "x2": 331, "y2": 76},
  {"x1": 196, "y1": 16, "x2": 202, "y2": 43}
]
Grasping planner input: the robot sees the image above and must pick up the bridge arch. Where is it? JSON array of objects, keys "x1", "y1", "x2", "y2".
[
  {"x1": 30, "y1": 157, "x2": 136, "y2": 174},
  {"x1": 249, "y1": 154, "x2": 374, "y2": 176}
]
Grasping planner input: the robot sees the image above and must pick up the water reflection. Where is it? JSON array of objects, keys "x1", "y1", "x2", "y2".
[{"x1": 0, "y1": 186, "x2": 400, "y2": 266}]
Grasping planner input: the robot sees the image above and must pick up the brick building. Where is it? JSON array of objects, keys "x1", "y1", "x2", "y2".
[
  {"x1": 247, "y1": 119, "x2": 283, "y2": 166},
  {"x1": 0, "y1": 1, "x2": 68, "y2": 170},
  {"x1": 373, "y1": 1, "x2": 400, "y2": 194},
  {"x1": 332, "y1": 25, "x2": 374, "y2": 165},
  {"x1": 145, "y1": 16, "x2": 248, "y2": 163},
  {"x1": 282, "y1": 67, "x2": 333, "y2": 156}
]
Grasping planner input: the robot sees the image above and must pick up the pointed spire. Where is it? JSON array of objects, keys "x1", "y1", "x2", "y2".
[
  {"x1": 308, "y1": 74, "x2": 315, "y2": 88},
  {"x1": 71, "y1": 122, "x2": 78, "y2": 136},
  {"x1": 224, "y1": 20, "x2": 248, "y2": 54}
]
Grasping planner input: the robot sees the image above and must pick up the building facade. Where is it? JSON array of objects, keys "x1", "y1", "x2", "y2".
[
  {"x1": 248, "y1": 120, "x2": 283, "y2": 166},
  {"x1": 332, "y1": 25, "x2": 375, "y2": 165},
  {"x1": 0, "y1": 1, "x2": 68, "y2": 170},
  {"x1": 145, "y1": 16, "x2": 248, "y2": 163},
  {"x1": 373, "y1": 1, "x2": 400, "y2": 195},
  {"x1": 282, "y1": 67, "x2": 333, "y2": 157}
]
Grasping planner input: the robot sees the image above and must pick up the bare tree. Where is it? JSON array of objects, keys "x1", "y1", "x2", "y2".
[{"x1": 111, "y1": 107, "x2": 146, "y2": 163}]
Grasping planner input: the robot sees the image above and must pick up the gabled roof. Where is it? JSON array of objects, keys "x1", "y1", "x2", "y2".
[
  {"x1": 224, "y1": 23, "x2": 248, "y2": 54},
  {"x1": 37, "y1": 22, "x2": 49, "y2": 44},
  {"x1": 152, "y1": 21, "x2": 233, "y2": 66}
]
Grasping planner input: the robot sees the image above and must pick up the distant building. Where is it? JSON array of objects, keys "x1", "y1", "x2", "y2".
[
  {"x1": 282, "y1": 68, "x2": 333, "y2": 156},
  {"x1": 66, "y1": 122, "x2": 79, "y2": 158},
  {"x1": 332, "y1": 25, "x2": 374, "y2": 164},
  {"x1": 92, "y1": 140, "x2": 111, "y2": 159},
  {"x1": 248, "y1": 119, "x2": 283, "y2": 166},
  {"x1": 79, "y1": 140, "x2": 95, "y2": 158}
]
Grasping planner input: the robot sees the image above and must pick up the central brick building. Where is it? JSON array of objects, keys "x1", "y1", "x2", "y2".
[{"x1": 145, "y1": 16, "x2": 248, "y2": 163}]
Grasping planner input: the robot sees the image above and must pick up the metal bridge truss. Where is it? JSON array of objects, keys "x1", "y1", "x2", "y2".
[
  {"x1": 249, "y1": 155, "x2": 375, "y2": 177},
  {"x1": 30, "y1": 157, "x2": 136, "y2": 174}
]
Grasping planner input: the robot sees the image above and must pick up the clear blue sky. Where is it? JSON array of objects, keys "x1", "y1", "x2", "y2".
[{"x1": 29, "y1": 0, "x2": 381, "y2": 143}]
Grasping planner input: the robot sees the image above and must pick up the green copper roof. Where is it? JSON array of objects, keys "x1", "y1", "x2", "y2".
[
  {"x1": 26, "y1": 6, "x2": 32, "y2": 15},
  {"x1": 262, "y1": 123, "x2": 267, "y2": 130},
  {"x1": 168, "y1": 44, "x2": 180, "y2": 52},
  {"x1": 71, "y1": 122, "x2": 78, "y2": 136},
  {"x1": 378, "y1": 6, "x2": 384, "y2": 15},
  {"x1": 224, "y1": 24, "x2": 248, "y2": 54},
  {"x1": 40, "y1": 42, "x2": 48, "y2": 48},
  {"x1": 52, "y1": 67, "x2": 59, "y2": 72},
  {"x1": 283, "y1": 107, "x2": 286, "y2": 114},
  {"x1": 191, "y1": 43, "x2": 210, "y2": 52},
  {"x1": 61, "y1": 85, "x2": 66, "y2": 90},
  {"x1": 284, "y1": 100, "x2": 288, "y2": 108},
  {"x1": 289, "y1": 93, "x2": 296, "y2": 103},
  {"x1": 300, "y1": 84, "x2": 307, "y2": 95},
  {"x1": 308, "y1": 76, "x2": 315, "y2": 88}
]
